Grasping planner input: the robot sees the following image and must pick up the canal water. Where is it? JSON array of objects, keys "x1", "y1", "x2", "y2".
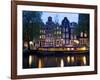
[{"x1": 23, "y1": 50, "x2": 89, "y2": 69}]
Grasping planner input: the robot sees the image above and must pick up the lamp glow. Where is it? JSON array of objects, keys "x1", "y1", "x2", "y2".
[
  {"x1": 67, "y1": 56, "x2": 70, "y2": 63},
  {"x1": 83, "y1": 56, "x2": 86, "y2": 65},
  {"x1": 29, "y1": 55, "x2": 32, "y2": 67}
]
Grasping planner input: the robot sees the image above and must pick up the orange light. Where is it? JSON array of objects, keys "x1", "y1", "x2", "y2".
[
  {"x1": 24, "y1": 42, "x2": 28, "y2": 48},
  {"x1": 60, "y1": 58, "x2": 64, "y2": 67},
  {"x1": 77, "y1": 46, "x2": 87, "y2": 51},
  {"x1": 71, "y1": 56, "x2": 74, "y2": 62},
  {"x1": 71, "y1": 48, "x2": 74, "y2": 50},
  {"x1": 38, "y1": 58, "x2": 42, "y2": 68},
  {"x1": 67, "y1": 48, "x2": 70, "y2": 51},
  {"x1": 67, "y1": 56, "x2": 70, "y2": 63},
  {"x1": 83, "y1": 56, "x2": 86, "y2": 65},
  {"x1": 74, "y1": 40, "x2": 79, "y2": 44},
  {"x1": 29, "y1": 55, "x2": 32, "y2": 66},
  {"x1": 81, "y1": 46, "x2": 87, "y2": 50}
]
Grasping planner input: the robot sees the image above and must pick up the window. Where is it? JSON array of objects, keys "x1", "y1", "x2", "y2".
[
  {"x1": 40, "y1": 30, "x2": 45, "y2": 34},
  {"x1": 66, "y1": 28, "x2": 68, "y2": 32},
  {"x1": 57, "y1": 27, "x2": 59, "y2": 29},
  {"x1": 57, "y1": 31, "x2": 61, "y2": 34},
  {"x1": 71, "y1": 35, "x2": 73, "y2": 39},
  {"x1": 74, "y1": 35, "x2": 76, "y2": 39},
  {"x1": 80, "y1": 32, "x2": 83, "y2": 37},
  {"x1": 84, "y1": 33, "x2": 87, "y2": 37},
  {"x1": 66, "y1": 34, "x2": 69, "y2": 38},
  {"x1": 66, "y1": 40, "x2": 69, "y2": 44},
  {"x1": 63, "y1": 28, "x2": 65, "y2": 32},
  {"x1": 71, "y1": 29, "x2": 74, "y2": 33},
  {"x1": 63, "y1": 34, "x2": 65, "y2": 38},
  {"x1": 40, "y1": 35, "x2": 42, "y2": 39},
  {"x1": 40, "y1": 35, "x2": 45, "y2": 39}
]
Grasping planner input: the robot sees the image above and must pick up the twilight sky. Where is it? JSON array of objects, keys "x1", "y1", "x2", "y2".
[{"x1": 41, "y1": 11, "x2": 79, "y2": 25}]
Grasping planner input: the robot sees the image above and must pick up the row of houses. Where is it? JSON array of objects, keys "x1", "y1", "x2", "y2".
[{"x1": 28, "y1": 16, "x2": 89, "y2": 49}]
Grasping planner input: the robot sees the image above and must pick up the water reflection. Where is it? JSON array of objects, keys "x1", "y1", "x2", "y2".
[
  {"x1": 60, "y1": 58, "x2": 64, "y2": 67},
  {"x1": 67, "y1": 56, "x2": 70, "y2": 63},
  {"x1": 71, "y1": 56, "x2": 74, "y2": 63},
  {"x1": 82, "y1": 56, "x2": 86, "y2": 65},
  {"x1": 23, "y1": 51, "x2": 89, "y2": 68},
  {"x1": 38, "y1": 58, "x2": 42, "y2": 68},
  {"x1": 29, "y1": 55, "x2": 32, "y2": 67}
]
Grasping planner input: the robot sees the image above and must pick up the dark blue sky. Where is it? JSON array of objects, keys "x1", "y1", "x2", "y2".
[{"x1": 41, "y1": 12, "x2": 79, "y2": 25}]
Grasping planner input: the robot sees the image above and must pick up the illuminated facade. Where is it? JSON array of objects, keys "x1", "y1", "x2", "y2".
[
  {"x1": 79, "y1": 32, "x2": 89, "y2": 46},
  {"x1": 33, "y1": 16, "x2": 88, "y2": 48},
  {"x1": 70, "y1": 22, "x2": 78, "y2": 46},
  {"x1": 40, "y1": 16, "x2": 55, "y2": 47},
  {"x1": 61, "y1": 17, "x2": 71, "y2": 46}
]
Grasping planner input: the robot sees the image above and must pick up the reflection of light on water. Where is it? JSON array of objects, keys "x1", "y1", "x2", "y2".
[
  {"x1": 83, "y1": 56, "x2": 86, "y2": 65},
  {"x1": 29, "y1": 55, "x2": 32, "y2": 67},
  {"x1": 38, "y1": 58, "x2": 42, "y2": 68},
  {"x1": 67, "y1": 56, "x2": 70, "y2": 63},
  {"x1": 60, "y1": 58, "x2": 64, "y2": 67},
  {"x1": 56, "y1": 57, "x2": 58, "y2": 62},
  {"x1": 71, "y1": 56, "x2": 74, "y2": 63}
]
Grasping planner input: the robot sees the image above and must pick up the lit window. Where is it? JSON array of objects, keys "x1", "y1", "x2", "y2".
[
  {"x1": 74, "y1": 35, "x2": 76, "y2": 39},
  {"x1": 57, "y1": 27, "x2": 59, "y2": 29},
  {"x1": 66, "y1": 34, "x2": 69, "y2": 38},
  {"x1": 84, "y1": 33, "x2": 87, "y2": 37},
  {"x1": 66, "y1": 40, "x2": 69, "y2": 44},
  {"x1": 71, "y1": 35, "x2": 73, "y2": 39},
  {"x1": 29, "y1": 41, "x2": 33, "y2": 45},
  {"x1": 24, "y1": 42, "x2": 28, "y2": 48},
  {"x1": 43, "y1": 30, "x2": 45, "y2": 34},
  {"x1": 40, "y1": 35, "x2": 42, "y2": 39},
  {"x1": 40, "y1": 30, "x2": 45, "y2": 33},
  {"x1": 42, "y1": 35, "x2": 45, "y2": 39},
  {"x1": 57, "y1": 31, "x2": 61, "y2": 34},
  {"x1": 66, "y1": 28, "x2": 68, "y2": 32},
  {"x1": 40, "y1": 35, "x2": 45, "y2": 39},
  {"x1": 57, "y1": 31, "x2": 58, "y2": 34},
  {"x1": 63, "y1": 34, "x2": 65, "y2": 38},
  {"x1": 40, "y1": 30, "x2": 42, "y2": 33},
  {"x1": 80, "y1": 32, "x2": 83, "y2": 37}
]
